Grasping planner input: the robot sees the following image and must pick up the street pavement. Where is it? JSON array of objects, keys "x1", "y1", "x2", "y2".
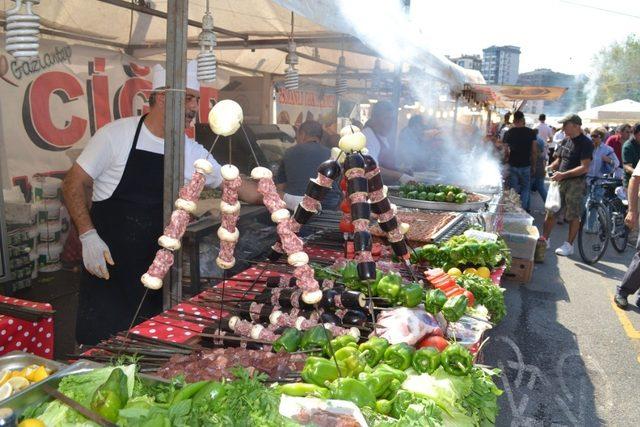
[{"x1": 483, "y1": 196, "x2": 639, "y2": 427}]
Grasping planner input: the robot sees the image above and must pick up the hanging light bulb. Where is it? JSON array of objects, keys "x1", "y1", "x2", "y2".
[
  {"x1": 5, "y1": 0, "x2": 41, "y2": 59},
  {"x1": 197, "y1": 0, "x2": 217, "y2": 82},
  {"x1": 335, "y1": 55, "x2": 348, "y2": 96},
  {"x1": 284, "y1": 13, "x2": 299, "y2": 90}
]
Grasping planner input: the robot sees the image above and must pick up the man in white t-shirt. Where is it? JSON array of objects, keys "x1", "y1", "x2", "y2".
[
  {"x1": 614, "y1": 162, "x2": 640, "y2": 308},
  {"x1": 534, "y1": 114, "x2": 554, "y2": 142},
  {"x1": 63, "y1": 61, "x2": 259, "y2": 344}
]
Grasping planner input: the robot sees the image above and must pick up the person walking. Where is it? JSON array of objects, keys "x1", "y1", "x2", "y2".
[
  {"x1": 541, "y1": 114, "x2": 593, "y2": 256},
  {"x1": 621, "y1": 124, "x2": 640, "y2": 187},
  {"x1": 614, "y1": 160, "x2": 640, "y2": 308},
  {"x1": 503, "y1": 111, "x2": 537, "y2": 210},
  {"x1": 534, "y1": 113, "x2": 554, "y2": 150},
  {"x1": 530, "y1": 128, "x2": 548, "y2": 206},
  {"x1": 606, "y1": 123, "x2": 631, "y2": 171}
]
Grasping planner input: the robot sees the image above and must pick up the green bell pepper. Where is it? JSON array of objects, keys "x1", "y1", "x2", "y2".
[
  {"x1": 279, "y1": 382, "x2": 330, "y2": 399},
  {"x1": 440, "y1": 343, "x2": 473, "y2": 376},
  {"x1": 273, "y1": 327, "x2": 301, "y2": 353},
  {"x1": 374, "y1": 363, "x2": 408, "y2": 383},
  {"x1": 324, "y1": 334, "x2": 358, "y2": 357},
  {"x1": 382, "y1": 379, "x2": 402, "y2": 400},
  {"x1": 332, "y1": 346, "x2": 367, "y2": 378},
  {"x1": 391, "y1": 390, "x2": 414, "y2": 419},
  {"x1": 398, "y1": 283, "x2": 423, "y2": 308},
  {"x1": 369, "y1": 269, "x2": 384, "y2": 296},
  {"x1": 412, "y1": 347, "x2": 441, "y2": 374},
  {"x1": 327, "y1": 377, "x2": 376, "y2": 409},
  {"x1": 377, "y1": 274, "x2": 402, "y2": 303},
  {"x1": 300, "y1": 325, "x2": 333, "y2": 352},
  {"x1": 424, "y1": 288, "x2": 448, "y2": 314},
  {"x1": 358, "y1": 370, "x2": 395, "y2": 398},
  {"x1": 301, "y1": 356, "x2": 345, "y2": 386},
  {"x1": 441, "y1": 294, "x2": 468, "y2": 322},
  {"x1": 375, "y1": 399, "x2": 392, "y2": 415},
  {"x1": 383, "y1": 343, "x2": 415, "y2": 371},
  {"x1": 90, "y1": 368, "x2": 129, "y2": 422},
  {"x1": 358, "y1": 337, "x2": 390, "y2": 368}
]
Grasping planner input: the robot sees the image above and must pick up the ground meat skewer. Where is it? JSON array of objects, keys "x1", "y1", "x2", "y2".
[
  {"x1": 252, "y1": 166, "x2": 322, "y2": 304},
  {"x1": 217, "y1": 165, "x2": 242, "y2": 270},
  {"x1": 142, "y1": 159, "x2": 214, "y2": 289}
]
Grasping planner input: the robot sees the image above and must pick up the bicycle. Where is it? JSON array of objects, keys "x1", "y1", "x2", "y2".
[{"x1": 577, "y1": 176, "x2": 629, "y2": 264}]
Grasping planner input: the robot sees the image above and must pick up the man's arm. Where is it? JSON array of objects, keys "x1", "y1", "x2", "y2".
[
  {"x1": 237, "y1": 179, "x2": 262, "y2": 204},
  {"x1": 552, "y1": 158, "x2": 591, "y2": 181},
  {"x1": 626, "y1": 175, "x2": 639, "y2": 229},
  {"x1": 530, "y1": 140, "x2": 538, "y2": 174},
  {"x1": 62, "y1": 164, "x2": 95, "y2": 235},
  {"x1": 624, "y1": 163, "x2": 635, "y2": 175}
]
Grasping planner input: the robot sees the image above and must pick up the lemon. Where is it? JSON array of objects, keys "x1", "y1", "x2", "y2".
[
  {"x1": 463, "y1": 267, "x2": 477, "y2": 276},
  {"x1": 476, "y1": 266, "x2": 491, "y2": 278},
  {"x1": 0, "y1": 382, "x2": 13, "y2": 400},
  {"x1": 447, "y1": 267, "x2": 462, "y2": 277},
  {"x1": 18, "y1": 419, "x2": 46, "y2": 427},
  {"x1": 27, "y1": 366, "x2": 49, "y2": 383},
  {"x1": 0, "y1": 370, "x2": 10, "y2": 386},
  {"x1": 21, "y1": 366, "x2": 37, "y2": 378},
  {"x1": 7, "y1": 376, "x2": 30, "y2": 393}
]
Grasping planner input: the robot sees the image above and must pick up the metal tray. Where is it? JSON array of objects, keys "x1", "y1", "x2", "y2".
[
  {"x1": 389, "y1": 193, "x2": 491, "y2": 212},
  {"x1": 0, "y1": 351, "x2": 68, "y2": 406}
]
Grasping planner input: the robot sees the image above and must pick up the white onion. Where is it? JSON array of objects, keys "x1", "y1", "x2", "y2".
[
  {"x1": 288, "y1": 251, "x2": 309, "y2": 267},
  {"x1": 175, "y1": 198, "x2": 197, "y2": 214},
  {"x1": 251, "y1": 166, "x2": 273, "y2": 180},
  {"x1": 158, "y1": 235, "x2": 181, "y2": 251},
  {"x1": 221, "y1": 164, "x2": 240, "y2": 180},
  {"x1": 141, "y1": 273, "x2": 162, "y2": 290},
  {"x1": 194, "y1": 159, "x2": 214, "y2": 175},
  {"x1": 208, "y1": 99, "x2": 243, "y2": 136}
]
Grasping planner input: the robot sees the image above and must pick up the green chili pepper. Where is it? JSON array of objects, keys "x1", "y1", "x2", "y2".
[
  {"x1": 391, "y1": 390, "x2": 415, "y2": 419},
  {"x1": 273, "y1": 327, "x2": 302, "y2": 353},
  {"x1": 376, "y1": 399, "x2": 392, "y2": 415},
  {"x1": 192, "y1": 381, "x2": 225, "y2": 406},
  {"x1": 358, "y1": 370, "x2": 395, "y2": 398},
  {"x1": 278, "y1": 382, "x2": 330, "y2": 399},
  {"x1": 383, "y1": 343, "x2": 415, "y2": 371},
  {"x1": 172, "y1": 380, "x2": 209, "y2": 404},
  {"x1": 382, "y1": 379, "x2": 402, "y2": 400},
  {"x1": 90, "y1": 368, "x2": 129, "y2": 422},
  {"x1": 376, "y1": 274, "x2": 402, "y2": 303},
  {"x1": 374, "y1": 363, "x2": 408, "y2": 383},
  {"x1": 424, "y1": 288, "x2": 448, "y2": 314},
  {"x1": 301, "y1": 356, "x2": 345, "y2": 386},
  {"x1": 440, "y1": 343, "x2": 473, "y2": 376},
  {"x1": 398, "y1": 283, "x2": 423, "y2": 308},
  {"x1": 300, "y1": 325, "x2": 333, "y2": 353},
  {"x1": 358, "y1": 337, "x2": 390, "y2": 367},
  {"x1": 412, "y1": 347, "x2": 441, "y2": 374},
  {"x1": 332, "y1": 346, "x2": 367, "y2": 378},
  {"x1": 324, "y1": 334, "x2": 358, "y2": 357},
  {"x1": 441, "y1": 294, "x2": 468, "y2": 322},
  {"x1": 326, "y1": 377, "x2": 376, "y2": 409}
]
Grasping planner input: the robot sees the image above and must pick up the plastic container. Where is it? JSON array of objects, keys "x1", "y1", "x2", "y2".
[
  {"x1": 501, "y1": 213, "x2": 535, "y2": 234},
  {"x1": 37, "y1": 242, "x2": 63, "y2": 272},
  {"x1": 501, "y1": 226, "x2": 539, "y2": 260},
  {"x1": 38, "y1": 220, "x2": 62, "y2": 243},
  {"x1": 36, "y1": 199, "x2": 62, "y2": 222},
  {"x1": 32, "y1": 176, "x2": 62, "y2": 201}
]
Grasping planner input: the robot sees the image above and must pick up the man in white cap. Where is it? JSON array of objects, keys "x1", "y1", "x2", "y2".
[{"x1": 63, "y1": 60, "x2": 257, "y2": 344}]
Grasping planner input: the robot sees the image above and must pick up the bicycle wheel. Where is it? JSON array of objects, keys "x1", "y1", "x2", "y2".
[{"x1": 578, "y1": 205, "x2": 609, "y2": 264}]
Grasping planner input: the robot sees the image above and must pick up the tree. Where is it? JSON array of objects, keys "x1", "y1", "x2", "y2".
[{"x1": 592, "y1": 35, "x2": 640, "y2": 105}]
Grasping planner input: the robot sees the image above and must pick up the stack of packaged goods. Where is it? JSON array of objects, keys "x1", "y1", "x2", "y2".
[{"x1": 33, "y1": 177, "x2": 66, "y2": 273}]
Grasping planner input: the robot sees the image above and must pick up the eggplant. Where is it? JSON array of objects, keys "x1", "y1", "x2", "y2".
[
  {"x1": 347, "y1": 177, "x2": 368, "y2": 195},
  {"x1": 354, "y1": 231, "x2": 372, "y2": 252},
  {"x1": 341, "y1": 310, "x2": 368, "y2": 326},
  {"x1": 362, "y1": 154, "x2": 378, "y2": 172},
  {"x1": 265, "y1": 276, "x2": 281, "y2": 288},
  {"x1": 344, "y1": 153, "x2": 365, "y2": 171},
  {"x1": 367, "y1": 173, "x2": 383, "y2": 192},
  {"x1": 305, "y1": 179, "x2": 330, "y2": 201},
  {"x1": 267, "y1": 247, "x2": 284, "y2": 262},
  {"x1": 320, "y1": 312, "x2": 342, "y2": 325},
  {"x1": 317, "y1": 159, "x2": 342, "y2": 180},
  {"x1": 370, "y1": 197, "x2": 391, "y2": 215},
  {"x1": 340, "y1": 290, "x2": 367, "y2": 309},
  {"x1": 321, "y1": 288, "x2": 339, "y2": 310},
  {"x1": 350, "y1": 202, "x2": 371, "y2": 221},
  {"x1": 293, "y1": 205, "x2": 315, "y2": 224},
  {"x1": 378, "y1": 216, "x2": 398, "y2": 232},
  {"x1": 390, "y1": 239, "x2": 409, "y2": 257},
  {"x1": 254, "y1": 292, "x2": 272, "y2": 304},
  {"x1": 356, "y1": 261, "x2": 377, "y2": 282},
  {"x1": 258, "y1": 304, "x2": 272, "y2": 322}
]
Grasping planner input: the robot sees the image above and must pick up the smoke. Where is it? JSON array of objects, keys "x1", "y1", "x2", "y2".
[{"x1": 336, "y1": 0, "x2": 503, "y2": 190}]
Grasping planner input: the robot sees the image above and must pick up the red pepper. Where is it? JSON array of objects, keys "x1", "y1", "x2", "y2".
[
  {"x1": 444, "y1": 287, "x2": 464, "y2": 298},
  {"x1": 425, "y1": 269, "x2": 445, "y2": 280},
  {"x1": 340, "y1": 199, "x2": 351, "y2": 213},
  {"x1": 417, "y1": 335, "x2": 449, "y2": 351},
  {"x1": 339, "y1": 219, "x2": 354, "y2": 233},
  {"x1": 463, "y1": 290, "x2": 475, "y2": 306},
  {"x1": 340, "y1": 178, "x2": 348, "y2": 191}
]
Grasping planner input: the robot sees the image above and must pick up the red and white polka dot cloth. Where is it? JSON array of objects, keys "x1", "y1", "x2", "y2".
[{"x1": 0, "y1": 296, "x2": 54, "y2": 359}]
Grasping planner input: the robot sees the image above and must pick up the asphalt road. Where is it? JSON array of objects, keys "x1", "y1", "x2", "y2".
[{"x1": 484, "y1": 198, "x2": 639, "y2": 426}]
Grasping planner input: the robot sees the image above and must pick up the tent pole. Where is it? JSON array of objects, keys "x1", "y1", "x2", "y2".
[{"x1": 162, "y1": 0, "x2": 188, "y2": 310}]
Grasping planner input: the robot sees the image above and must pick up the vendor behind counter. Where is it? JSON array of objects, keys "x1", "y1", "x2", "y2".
[{"x1": 275, "y1": 120, "x2": 341, "y2": 210}]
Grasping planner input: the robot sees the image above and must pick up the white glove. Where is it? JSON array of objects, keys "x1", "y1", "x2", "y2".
[
  {"x1": 399, "y1": 174, "x2": 414, "y2": 184},
  {"x1": 283, "y1": 193, "x2": 305, "y2": 211},
  {"x1": 79, "y1": 229, "x2": 114, "y2": 279}
]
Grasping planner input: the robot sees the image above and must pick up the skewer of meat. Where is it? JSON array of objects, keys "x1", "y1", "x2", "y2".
[
  {"x1": 216, "y1": 164, "x2": 242, "y2": 270},
  {"x1": 252, "y1": 167, "x2": 322, "y2": 304},
  {"x1": 142, "y1": 159, "x2": 214, "y2": 289},
  {"x1": 228, "y1": 316, "x2": 279, "y2": 342},
  {"x1": 269, "y1": 311, "x2": 360, "y2": 339}
]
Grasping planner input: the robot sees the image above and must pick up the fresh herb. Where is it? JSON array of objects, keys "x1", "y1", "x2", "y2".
[{"x1": 456, "y1": 274, "x2": 507, "y2": 323}]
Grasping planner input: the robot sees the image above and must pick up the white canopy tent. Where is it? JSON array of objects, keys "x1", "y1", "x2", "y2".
[{"x1": 579, "y1": 99, "x2": 640, "y2": 124}]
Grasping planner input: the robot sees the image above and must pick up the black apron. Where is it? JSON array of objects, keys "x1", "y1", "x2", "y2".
[{"x1": 76, "y1": 115, "x2": 164, "y2": 345}]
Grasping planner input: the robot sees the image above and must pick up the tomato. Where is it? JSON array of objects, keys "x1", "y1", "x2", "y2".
[
  {"x1": 417, "y1": 335, "x2": 449, "y2": 352},
  {"x1": 340, "y1": 199, "x2": 351, "y2": 213},
  {"x1": 463, "y1": 290, "x2": 475, "y2": 306}
]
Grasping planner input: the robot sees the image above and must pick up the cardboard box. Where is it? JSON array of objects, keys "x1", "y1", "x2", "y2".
[
  {"x1": 501, "y1": 225, "x2": 539, "y2": 261},
  {"x1": 504, "y1": 257, "x2": 534, "y2": 283}
]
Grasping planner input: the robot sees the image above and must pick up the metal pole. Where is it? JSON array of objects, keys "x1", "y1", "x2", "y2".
[
  {"x1": 163, "y1": 0, "x2": 188, "y2": 310},
  {"x1": 390, "y1": 63, "x2": 403, "y2": 145}
]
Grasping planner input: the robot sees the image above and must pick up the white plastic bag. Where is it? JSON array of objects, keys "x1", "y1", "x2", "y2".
[{"x1": 545, "y1": 181, "x2": 561, "y2": 212}]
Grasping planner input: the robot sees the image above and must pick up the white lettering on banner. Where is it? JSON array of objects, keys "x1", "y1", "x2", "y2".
[{"x1": 0, "y1": 40, "x2": 218, "y2": 189}]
